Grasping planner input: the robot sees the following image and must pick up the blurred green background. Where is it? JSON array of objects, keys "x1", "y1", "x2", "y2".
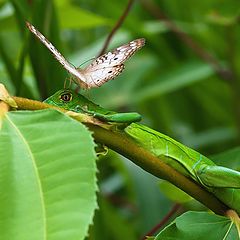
[{"x1": 1, "y1": 0, "x2": 240, "y2": 238}]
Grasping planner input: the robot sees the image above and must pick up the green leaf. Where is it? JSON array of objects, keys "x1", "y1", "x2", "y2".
[
  {"x1": 0, "y1": 109, "x2": 98, "y2": 240},
  {"x1": 155, "y1": 211, "x2": 238, "y2": 240}
]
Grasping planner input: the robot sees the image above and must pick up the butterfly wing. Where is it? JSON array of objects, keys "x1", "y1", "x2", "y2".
[
  {"x1": 88, "y1": 38, "x2": 145, "y2": 69},
  {"x1": 26, "y1": 22, "x2": 87, "y2": 86},
  {"x1": 83, "y1": 64, "x2": 125, "y2": 87},
  {"x1": 82, "y1": 38, "x2": 145, "y2": 88},
  {"x1": 27, "y1": 22, "x2": 145, "y2": 89}
]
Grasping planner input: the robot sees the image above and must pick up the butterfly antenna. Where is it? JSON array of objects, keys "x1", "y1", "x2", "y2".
[{"x1": 63, "y1": 78, "x2": 68, "y2": 89}]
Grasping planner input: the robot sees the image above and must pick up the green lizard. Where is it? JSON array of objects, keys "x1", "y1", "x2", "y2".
[
  {"x1": 125, "y1": 123, "x2": 240, "y2": 214},
  {"x1": 44, "y1": 89, "x2": 141, "y2": 123},
  {"x1": 45, "y1": 89, "x2": 240, "y2": 214}
]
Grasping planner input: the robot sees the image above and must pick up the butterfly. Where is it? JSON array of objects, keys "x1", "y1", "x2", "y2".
[{"x1": 26, "y1": 22, "x2": 145, "y2": 89}]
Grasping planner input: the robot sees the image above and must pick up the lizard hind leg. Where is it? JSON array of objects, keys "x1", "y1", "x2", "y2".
[{"x1": 197, "y1": 165, "x2": 240, "y2": 188}]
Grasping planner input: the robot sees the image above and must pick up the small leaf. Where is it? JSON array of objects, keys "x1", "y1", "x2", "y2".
[
  {"x1": 0, "y1": 109, "x2": 98, "y2": 240},
  {"x1": 155, "y1": 211, "x2": 238, "y2": 240}
]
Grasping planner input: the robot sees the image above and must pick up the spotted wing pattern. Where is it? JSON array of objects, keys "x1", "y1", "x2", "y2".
[
  {"x1": 83, "y1": 64, "x2": 125, "y2": 87},
  {"x1": 26, "y1": 21, "x2": 145, "y2": 89},
  {"x1": 82, "y1": 38, "x2": 145, "y2": 88}
]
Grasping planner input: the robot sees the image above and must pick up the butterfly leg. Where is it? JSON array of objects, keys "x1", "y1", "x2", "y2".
[{"x1": 64, "y1": 76, "x2": 74, "y2": 89}]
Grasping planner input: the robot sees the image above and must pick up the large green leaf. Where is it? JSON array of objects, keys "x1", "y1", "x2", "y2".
[
  {"x1": 0, "y1": 109, "x2": 97, "y2": 240},
  {"x1": 155, "y1": 211, "x2": 238, "y2": 240}
]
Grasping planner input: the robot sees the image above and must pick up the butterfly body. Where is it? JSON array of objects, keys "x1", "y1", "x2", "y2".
[{"x1": 26, "y1": 22, "x2": 145, "y2": 89}]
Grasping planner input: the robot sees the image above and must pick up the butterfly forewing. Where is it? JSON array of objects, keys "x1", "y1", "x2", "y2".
[
  {"x1": 84, "y1": 38, "x2": 145, "y2": 70},
  {"x1": 82, "y1": 38, "x2": 145, "y2": 88},
  {"x1": 26, "y1": 21, "x2": 145, "y2": 89},
  {"x1": 26, "y1": 22, "x2": 87, "y2": 86}
]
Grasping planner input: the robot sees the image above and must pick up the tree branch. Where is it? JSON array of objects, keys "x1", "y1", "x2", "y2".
[{"x1": 13, "y1": 96, "x2": 230, "y2": 216}]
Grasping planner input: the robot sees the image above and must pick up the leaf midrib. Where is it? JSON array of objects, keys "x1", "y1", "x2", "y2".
[{"x1": 6, "y1": 114, "x2": 47, "y2": 239}]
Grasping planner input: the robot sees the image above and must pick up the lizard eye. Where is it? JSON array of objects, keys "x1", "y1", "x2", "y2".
[{"x1": 60, "y1": 92, "x2": 72, "y2": 102}]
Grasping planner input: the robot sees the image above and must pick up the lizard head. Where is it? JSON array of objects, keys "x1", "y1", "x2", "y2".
[
  {"x1": 44, "y1": 89, "x2": 76, "y2": 106},
  {"x1": 44, "y1": 89, "x2": 90, "y2": 113}
]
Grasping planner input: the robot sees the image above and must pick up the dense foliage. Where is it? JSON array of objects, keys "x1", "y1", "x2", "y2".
[{"x1": 0, "y1": 0, "x2": 240, "y2": 239}]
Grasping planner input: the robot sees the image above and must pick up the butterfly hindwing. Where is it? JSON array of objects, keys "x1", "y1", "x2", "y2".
[
  {"x1": 26, "y1": 22, "x2": 145, "y2": 89},
  {"x1": 82, "y1": 38, "x2": 145, "y2": 87},
  {"x1": 83, "y1": 65, "x2": 125, "y2": 87}
]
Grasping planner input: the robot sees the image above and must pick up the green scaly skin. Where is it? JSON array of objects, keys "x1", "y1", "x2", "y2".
[
  {"x1": 125, "y1": 123, "x2": 240, "y2": 214},
  {"x1": 45, "y1": 89, "x2": 240, "y2": 214},
  {"x1": 44, "y1": 89, "x2": 141, "y2": 123}
]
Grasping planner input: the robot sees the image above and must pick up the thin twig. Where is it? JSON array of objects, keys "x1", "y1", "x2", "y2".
[
  {"x1": 141, "y1": 203, "x2": 181, "y2": 239},
  {"x1": 98, "y1": 0, "x2": 135, "y2": 56},
  {"x1": 140, "y1": 0, "x2": 234, "y2": 82}
]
